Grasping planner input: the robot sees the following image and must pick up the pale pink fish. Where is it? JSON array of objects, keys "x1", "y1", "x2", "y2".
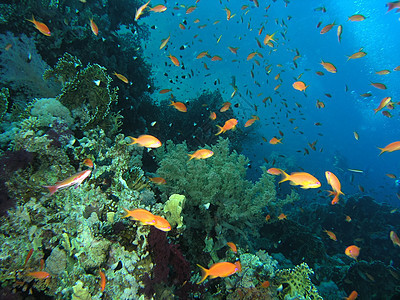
[{"x1": 43, "y1": 169, "x2": 92, "y2": 195}]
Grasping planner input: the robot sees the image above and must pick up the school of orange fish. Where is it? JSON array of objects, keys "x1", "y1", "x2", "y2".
[{"x1": 22, "y1": 0, "x2": 400, "y2": 297}]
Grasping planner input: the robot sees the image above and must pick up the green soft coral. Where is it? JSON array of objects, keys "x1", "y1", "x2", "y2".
[{"x1": 154, "y1": 138, "x2": 294, "y2": 242}]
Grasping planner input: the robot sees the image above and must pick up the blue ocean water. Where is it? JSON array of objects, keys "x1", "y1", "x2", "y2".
[{"x1": 145, "y1": 0, "x2": 400, "y2": 206}]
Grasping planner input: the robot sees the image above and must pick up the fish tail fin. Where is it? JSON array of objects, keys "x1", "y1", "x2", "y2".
[
  {"x1": 188, "y1": 154, "x2": 194, "y2": 160},
  {"x1": 377, "y1": 147, "x2": 384, "y2": 156},
  {"x1": 26, "y1": 15, "x2": 35, "y2": 24},
  {"x1": 196, "y1": 264, "x2": 209, "y2": 284},
  {"x1": 215, "y1": 125, "x2": 224, "y2": 136},
  {"x1": 278, "y1": 170, "x2": 290, "y2": 184},
  {"x1": 122, "y1": 208, "x2": 130, "y2": 218},
  {"x1": 43, "y1": 185, "x2": 57, "y2": 196},
  {"x1": 127, "y1": 136, "x2": 137, "y2": 145}
]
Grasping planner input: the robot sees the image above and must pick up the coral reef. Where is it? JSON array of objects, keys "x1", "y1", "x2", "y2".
[
  {"x1": 155, "y1": 138, "x2": 300, "y2": 262},
  {"x1": 44, "y1": 53, "x2": 119, "y2": 130},
  {"x1": 275, "y1": 262, "x2": 322, "y2": 300}
]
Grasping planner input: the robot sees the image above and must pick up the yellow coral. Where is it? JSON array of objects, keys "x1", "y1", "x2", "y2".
[
  {"x1": 275, "y1": 262, "x2": 322, "y2": 300},
  {"x1": 163, "y1": 194, "x2": 185, "y2": 229}
]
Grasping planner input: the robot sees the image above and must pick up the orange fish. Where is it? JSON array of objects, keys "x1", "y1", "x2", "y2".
[
  {"x1": 320, "y1": 22, "x2": 335, "y2": 34},
  {"x1": 122, "y1": 208, "x2": 156, "y2": 225},
  {"x1": 186, "y1": 6, "x2": 197, "y2": 14},
  {"x1": 263, "y1": 32, "x2": 276, "y2": 45},
  {"x1": 23, "y1": 249, "x2": 34, "y2": 268},
  {"x1": 345, "y1": 245, "x2": 360, "y2": 260},
  {"x1": 279, "y1": 170, "x2": 321, "y2": 189},
  {"x1": 113, "y1": 72, "x2": 129, "y2": 84},
  {"x1": 211, "y1": 55, "x2": 222, "y2": 61},
  {"x1": 347, "y1": 50, "x2": 367, "y2": 60},
  {"x1": 197, "y1": 261, "x2": 240, "y2": 284},
  {"x1": 387, "y1": 1, "x2": 400, "y2": 12},
  {"x1": 386, "y1": 174, "x2": 397, "y2": 179},
  {"x1": 83, "y1": 158, "x2": 94, "y2": 168},
  {"x1": 353, "y1": 131, "x2": 359, "y2": 140},
  {"x1": 316, "y1": 100, "x2": 325, "y2": 108},
  {"x1": 244, "y1": 118, "x2": 257, "y2": 127},
  {"x1": 320, "y1": 60, "x2": 337, "y2": 73},
  {"x1": 215, "y1": 119, "x2": 238, "y2": 135},
  {"x1": 337, "y1": 25, "x2": 343, "y2": 43},
  {"x1": 188, "y1": 149, "x2": 214, "y2": 160},
  {"x1": 346, "y1": 291, "x2": 358, "y2": 300},
  {"x1": 345, "y1": 215, "x2": 352, "y2": 222},
  {"x1": 246, "y1": 52, "x2": 258, "y2": 61},
  {"x1": 292, "y1": 81, "x2": 308, "y2": 91},
  {"x1": 149, "y1": 4, "x2": 167, "y2": 12},
  {"x1": 27, "y1": 271, "x2": 51, "y2": 279},
  {"x1": 153, "y1": 215, "x2": 171, "y2": 231},
  {"x1": 261, "y1": 280, "x2": 270, "y2": 288},
  {"x1": 159, "y1": 35, "x2": 170, "y2": 49},
  {"x1": 196, "y1": 51, "x2": 209, "y2": 59},
  {"x1": 168, "y1": 54, "x2": 180, "y2": 66},
  {"x1": 269, "y1": 137, "x2": 282, "y2": 145},
  {"x1": 376, "y1": 69, "x2": 390, "y2": 75},
  {"x1": 265, "y1": 214, "x2": 271, "y2": 222},
  {"x1": 27, "y1": 15, "x2": 51, "y2": 36},
  {"x1": 135, "y1": 0, "x2": 151, "y2": 21},
  {"x1": 267, "y1": 168, "x2": 283, "y2": 175},
  {"x1": 220, "y1": 101, "x2": 231, "y2": 112},
  {"x1": 374, "y1": 97, "x2": 391, "y2": 113},
  {"x1": 99, "y1": 269, "x2": 106, "y2": 292},
  {"x1": 149, "y1": 177, "x2": 166, "y2": 185},
  {"x1": 325, "y1": 171, "x2": 343, "y2": 196},
  {"x1": 89, "y1": 18, "x2": 98, "y2": 36},
  {"x1": 228, "y1": 46, "x2": 239, "y2": 54},
  {"x1": 370, "y1": 82, "x2": 387, "y2": 90},
  {"x1": 227, "y1": 242, "x2": 237, "y2": 253},
  {"x1": 348, "y1": 14, "x2": 365, "y2": 21},
  {"x1": 209, "y1": 111, "x2": 216, "y2": 120},
  {"x1": 390, "y1": 231, "x2": 400, "y2": 247},
  {"x1": 43, "y1": 169, "x2": 92, "y2": 195},
  {"x1": 324, "y1": 230, "x2": 337, "y2": 241},
  {"x1": 378, "y1": 141, "x2": 400, "y2": 155},
  {"x1": 4, "y1": 43, "x2": 12, "y2": 51},
  {"x1": 159, "y1": 88, "x2": 172, "y2": 94},
  {"x1": 169, "y1": 100, "x2": 187, "y2": 112},
  {"x1": 278, "y1": 213, "x2": 287, "y2": 220},
  {"x1": 224, "y1": 7, "x2": 233, "y2": 20},
  {"x1": 127, "y1": 135, "x2": 162, "y2": 148}
]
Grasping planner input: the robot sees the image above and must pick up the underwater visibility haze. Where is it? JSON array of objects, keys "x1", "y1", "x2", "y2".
[{"x1": 0, "y1": 0, "x2": 400, "y2": 299}]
